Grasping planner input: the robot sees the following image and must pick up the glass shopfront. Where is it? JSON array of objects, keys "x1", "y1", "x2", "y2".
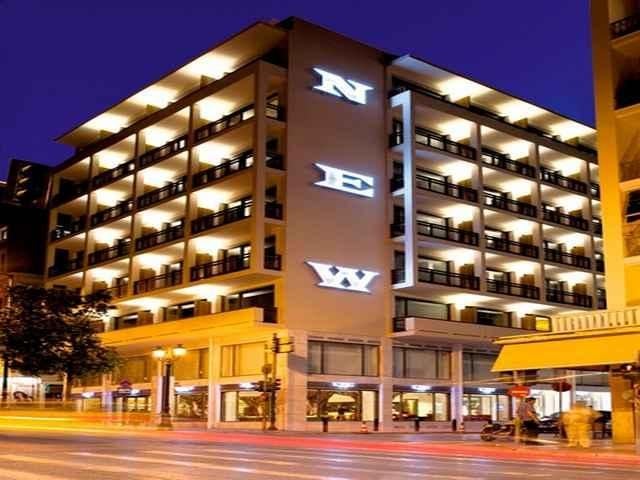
[
  {"x1": 221, "y1": 389, "x2": 265, "y2": 422},
  {"x1": 392, "y1": 390, "x2": 450, "y2": 421},
  {"x1": 306, "y1": 384, "x2": 377, "y2": 422},
  {"x1": 462, "y1": 391, "x2": 510, "y2": 422},
  {"x1": 175, "y1": 387, "x2": 208, "y2": 419},
  {"x1": 112, "y1": 390, "x2": 152, "y2": 413}
]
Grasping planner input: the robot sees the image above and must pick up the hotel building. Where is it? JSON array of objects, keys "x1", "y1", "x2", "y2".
[{"x1": 48, "y1": 18, "x2": 601, "y2": 431}]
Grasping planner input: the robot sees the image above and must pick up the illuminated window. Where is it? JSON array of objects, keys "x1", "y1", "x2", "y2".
[
  {"x1": 220, "y1": 342, "x2": 264, "y2": 377},
  {"x1": 463, "y1": 352, "x2": 497, "y2": 381},
  {"x1": 306, "y1": 389, "x2": 377, "y2": 421},
  {"x1": 392, "y1": 392, "x2": 450, "y2": 421},
  {"x1": 221, "y1": 390, "x2": 264, "y2": 421},
  {"x1": 0, "y1": 227, "x2": 7, "y2": 241},
  {"x1": 393, "y1": 347, "x2": 450, "y2": 379},
  {"x1": 174, "y1": 348, "x2": 208, "y2": 380},
  {"x1": 626, "y1": 190, "x2": 640, "y2": 223},
  {"x1": 308, "y1": 341, "x2": 378, "y2": 376}
]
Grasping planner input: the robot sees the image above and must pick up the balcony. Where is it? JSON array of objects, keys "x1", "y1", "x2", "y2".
[
  {"x1": 546, "y1": 289, "x2": 593, "y2": 308},
  {"x1": 596, "y1": 257, "x2": 605, "y2": 273},
  {"x1": 266, "y1": 152, "x2": 284, "y2": 170},
  {"x1": 593, "y1": 217, "x2": 603, "y2": 235},
  {"x1": 50, "y1": 216, "x2": 86, "y2": 241},
  {"x1": 51, "y1": 181, "x2": 88, "y2": 207},
  {"x1": 415, "y1": 221, "x2": 479, "y2": 246},
  {"x1": 192, "y1": 150, "x2": 254, "y2": 188},
  {"x1": 540, "y1": 167, "x2": 588, "y2": 195},
  {"x1": 99, "y1": 284, "x2": 128, "y2": 299},
  {"x1": 485, "y1": 236, "x2": 539, "y2": 259},
  {"x1": 591, "y1": 183, "x2": 600, "y2": 200},
  {"x1": 91, "y1": 200, "x2": 133, "y2": 227},
  {"x1": 544, "y1": 249, "x2": 591, "y2": 270},
  {"x1": 414, "y1": 127, "x2": 476, "y2": 160},
  {"x1": 135, "y1": 222, "x2": 184, "y2": 251},
  {"x1": 264, "y1": 254, "x2": 282, "y2": 270},
  {"x1": 190, "y1": 253, "x2": 251, "y2": 281},
  {"x1": 191, "y1": 204, "x2": 250, "y2": 234},
  {"x1": 487, "y1": 279, "x2": 540, "y2": 300},
  {"x1": 133, "y1": 270, "x2": 183, "y2": 294},
  {"x1": 392, "y1": 267, "x2": 479, "y2": 289},
  {"x1": 611, "y1": 14, "x2": 640, "y2": 39},
  {"x1": 138, "y1": 135, "x2": 187, "y2": 169},
  {"x1": 137, "y1": 177, "x2": 186, "y2": 209},
  {"x1": 92, "y1": 160, "x2": 135, "y2": 189},
  {"x1": 481, "y1": 148, "x2": 536, "y2": 178},
  {"x1": 48, "y1": 257, "x2": 83, "y2": 277},
  {"x1": 88, "y1": 241, "x2": 131, "y2": 266},
  {"x1": 195, "y1": 104, "x2": 255, "y2": 143},
  {"x1": 483, "y1": 192, "x2": 537, "y2": 218},
  {"x1": 265, "y1": 202, "x2": 283, "y2": 220},
  {"x1": 415, "y1": 173, "x2": 478, "y2": 202},
  {"x1": 542, "y1": 208, "x2": 589, "y2": 231}
]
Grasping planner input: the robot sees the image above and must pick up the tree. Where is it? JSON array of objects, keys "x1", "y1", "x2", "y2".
[{"x1": 0, "y1": 286, "x2": 120, "y2": 403}]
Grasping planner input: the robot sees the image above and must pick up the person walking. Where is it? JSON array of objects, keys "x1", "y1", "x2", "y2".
[
  {"x1": 562, "y1": 401, "x2": 600, "y2": 448},
  {"x1": 516, "y1": 397, "x2": 540, "y2": 444}
]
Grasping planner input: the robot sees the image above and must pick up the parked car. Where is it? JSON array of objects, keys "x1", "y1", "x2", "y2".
[{"x1": 537, "y1": 410, "x2": 611, "y2": 438}]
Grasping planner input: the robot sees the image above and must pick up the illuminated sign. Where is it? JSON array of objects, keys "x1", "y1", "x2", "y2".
[
  {"x1": 239, "y1": 383, "x2": 255, "y2": 390},
  {"x1": 306, "y1": 262, "x2": 379, "y2": 293},
  {"x1": 313, "y1": 68, "x2": 373, "y2": 105},
  {"x1": 314, "y1": 163, "x2": 374, "y2": 198},
  {"x1": 81, "y1": 392, "x2": 95, "y2": 399},
  {"x1": 411, "y1": 385, "x2": 432, "y2": 392},
  {"x1": 174, "y1": 386, "x2": 194, "y2": 393},
  {"x1": 478, "y1": 387, "x2": 496, "y2": 394},
  {"x1": 332, "y1": 382, "x2": 355, "y2": 389}
]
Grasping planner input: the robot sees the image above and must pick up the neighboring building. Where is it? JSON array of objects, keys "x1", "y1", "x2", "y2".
[
  {"x1": 49, "y1": 18, "x2": 601, "y2": 431},
  {"x1": 492, "y1": 1, "x2": 640, "y2": 445}
]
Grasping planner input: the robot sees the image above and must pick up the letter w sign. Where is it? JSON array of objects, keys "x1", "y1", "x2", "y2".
[{"x1": 306, "y1": 262, "x2": 379, "y2": 293}]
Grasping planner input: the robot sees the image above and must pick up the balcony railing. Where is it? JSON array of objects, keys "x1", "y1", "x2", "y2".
[
  {"x1": 190, "y1": 253, "x2": 251, "y2": 281},
  {"x1": 135, "y1": 222, "x2": 184, "y2": 251},
  {"x1": 265, "y1": 202, "x2": 283, "y2": 220},
  {"x1": 99, "y1": 284, "x2": 128, "y2": 299},
  {"x1": 544, "y1": 249, "x2": 591, "y2": 269},
  {"x1": 138, "y1": 135, "x2": 187, "y2": 169},
  {"x1": 415, "y1": 173, "x2": 478, "y2": 202},
  {"x1": 266, "y1": 152, "x2": 284, "y2": 170},
  {"x1": 133, "y1": 270, "x2": 183, "y2": 294},
  {"x1": 264, "y1": 254, "x2": 282, "y2": 270},
  {"x1": 542, "y1": 208, "x2": 589, "y2": 231},
  {"x1": 597, "y1": 295, "x2": 607, "y2": 310},
  {"x1": 485, "y1": 236, "x2": 539, "y2": 258},
  {"x1": 91, "y1": 200, "x2": 133, "y2": 227},
  {"x1": 540, "y1": 167, "x2": 588, "y2": 194},
  {"x1": 51, "y1": 181, "x2": 88, "y2": 207},
  {"x1": 481, "y1": 148, "x2": 536, "y2": 178},
  {"x1": 48, "y1": 257, "x2": 83, "y2": 277},
  {"x1": 92, "y1": 160, "x2": 135, "y2": 189},
  {"x1": 414, "y1": 268, "x2": 480, "y2": 289},
  {"x1": 137, "y1": 177, "x2": 186, "y2": 209},
  {"x1": 487, "y1": 279, "x2": 540, "y2": 299},
  {"x1": 591, "y1": 183, "x2": 600, "y2": 200},
  {"x1": 195, "y1": 104, "x2": 256, "y2": 143},
  {"x1": 483, "y1": 192, "x2": 537, "y2": 217},
  {"x1": 611, "y1": 13, "x2": 640, "y2": 39},
  {"x1": 191, "y1": 204, "x2": 250, "y2": 234},
  {"x1": 546, "y1": 289, "x2": 593, "y2": 308},
  {"x1": 414, "y1": 127, "x2": 476, "y2": 160},
  {"x1": 593, "y1": 217, "x2": 603, "y2": 235},
  {"x1": 192, "y1": 150, "x2": 254, "y2": 188},
  {"x1": 415, "y1": 221, "x2": 479, "y2": 246},
  {"x1": 50, "y1": 216, "x2": 86, "y2": 241},
  {"x1": 596, "y1": 258, "x2": 605, "y2": 273},
  {"x1": 88, "y1": 241, "x2": 131, "y2": 266}
]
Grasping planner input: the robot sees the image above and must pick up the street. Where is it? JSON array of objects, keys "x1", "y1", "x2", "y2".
[{"x1": 0, "y1": 426, "x2": 637, "y2": 480}]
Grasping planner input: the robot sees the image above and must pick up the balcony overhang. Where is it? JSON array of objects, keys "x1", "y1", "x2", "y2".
[
  {"x1": 100, "y1": 307, "x2": 279, "y2": 355},
  {"x1": 391, "y1": 316, "x2": 528, "y2": 346}
]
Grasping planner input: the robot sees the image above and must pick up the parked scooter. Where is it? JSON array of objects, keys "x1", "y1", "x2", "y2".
[{"x1": 480, "y1": 421, "x2": 517, "y2": 441}]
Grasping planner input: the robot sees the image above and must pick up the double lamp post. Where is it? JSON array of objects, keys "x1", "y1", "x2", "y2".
[{"x1": 151, "y1": 344, "x2": 186, "y2": 429}]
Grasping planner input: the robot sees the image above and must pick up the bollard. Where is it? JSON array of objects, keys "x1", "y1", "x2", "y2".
[
  {"x1": 414, "y1": 418, "x2": 420, "y2": 432},
  {"x1": 360, "y1": 421, "x2": 369, "y2": 434},
  {"x1": 322, "y1": 416, "x2": 329, "y2": 433},
  {"x1": 451, "y1": 418, "x2": 457, "y2": 432},
  {"x1": 373, "y1": 418, "x2": 380, "y2": 432}
]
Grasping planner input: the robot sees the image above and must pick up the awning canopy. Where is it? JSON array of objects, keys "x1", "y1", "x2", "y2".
[{"x1": 492, "y1": 328, "x2": 640, "y2": 372}]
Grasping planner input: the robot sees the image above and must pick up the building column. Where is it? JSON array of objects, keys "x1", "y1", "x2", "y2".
[
  {"x1": 379, "y1": 337, "x2": 394, "y2": 432},
  {"x1": 282, "y1": 330, "x2": 308, "y2": 431},
  {"x1": 207, "y1": 337, "x2": 221, "y2": 429},
  {"x1": 101, "y1": 373, "x2": 112, "y2": 412},
  {"x1": 450, "y1": 344, "x2": 464, "y2": 429},
  {"x1": 610, "y1": 373, "x2": 634, "y2": 444}
]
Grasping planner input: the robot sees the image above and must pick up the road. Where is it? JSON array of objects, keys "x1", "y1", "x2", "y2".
[{"x1": 0, "y1": 428, "x2": 637, "y2": 480}]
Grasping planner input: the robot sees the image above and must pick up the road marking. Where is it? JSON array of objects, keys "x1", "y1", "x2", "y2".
[
  {"x1": 68, "y1": 452, "x2": 351, "y2": 480},
  {"x1": 0, "y1": 467, "x2": 70, "y2": 480},
  {"x1": 0, "y1": 454, "x2": 172, "y2": 479},
  {"x1": 203, "y1": 447, "x2": 359, "y2": 463},
  {"x1": 144, "y1": 450, "x2": 298, "y2": 466}
]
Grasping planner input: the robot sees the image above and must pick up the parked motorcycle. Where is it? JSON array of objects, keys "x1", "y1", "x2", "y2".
[{"x1": 480, "y1": 421, "x2": 517, "y2": 441}]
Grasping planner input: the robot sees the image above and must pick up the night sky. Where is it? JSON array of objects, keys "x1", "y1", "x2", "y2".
[{"x1": 0, "y1": 0, "x2": 593, "y2": 179}]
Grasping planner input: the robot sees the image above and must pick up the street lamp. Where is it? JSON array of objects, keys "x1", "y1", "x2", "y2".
[{"x1": 152, "y1": 344, "x2": 187, "y2": 429}]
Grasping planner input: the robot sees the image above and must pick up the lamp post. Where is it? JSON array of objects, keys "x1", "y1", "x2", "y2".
[{"x1": 152, "y1": 344, "x2": 187, "y2": 430}]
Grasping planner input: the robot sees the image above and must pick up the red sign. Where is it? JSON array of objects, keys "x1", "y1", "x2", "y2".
[{"x1": 508, "y1": 385, "x2": 531, "y2": 398}]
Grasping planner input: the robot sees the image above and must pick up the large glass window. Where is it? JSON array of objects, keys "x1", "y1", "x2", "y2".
[
  {"x1": 224, "y1": 286, "x2": 275, "y2": 311},
  {"x1": 221, "y1": 391, "x2": 265, "y2": 421},
  {"x1": 175, "y1": 392, "x2": 207, "y2": 419},
  {"x1": 626, "y1": 190, "x2": 640, "y2": 223},
  {"x1": 392, "y1": 392, "x2": 449, "y2": 421},
  {"x1": 115, "y1": 356, "x2": 149, "y2": 384},
  {"x1": 393, "y1": 347, "x2": 450, "y2": 379},
  {"x1": 308, "y1": 341, "x2": 378, "y2": 376},
  {"x1": 174, "y1": 348, "x2": 208, "y2": 380},
  {"x1": 306, "y1": 389, "x2": 377, "y2": 421},
  {"x1": 463, "y1": 393, "x2": 510, "y2": 422},
  {"x1": 220, "y1": 342, "x2": 264, "y2": 377},
  {"x1": 394, "y1": 297, "x2": 448, "y2": 320},
  {"x1": 463, "y1": 353, "x2": 497, "y2": 381}
]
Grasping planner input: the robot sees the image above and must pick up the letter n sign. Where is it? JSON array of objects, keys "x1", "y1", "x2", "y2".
[{"x1": 313, "y1": 68, "x2": 373, "y2": 105}]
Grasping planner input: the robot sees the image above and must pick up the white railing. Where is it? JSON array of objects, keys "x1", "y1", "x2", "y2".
[{"x1": 552, "y1": 306, "x2": 640, "y2": 333}]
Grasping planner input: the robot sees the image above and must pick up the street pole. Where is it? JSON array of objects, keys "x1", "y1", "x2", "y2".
[
  {"x1": 158, "y1": 361, "x2": 173, "y2": 429},
  {"x1": 1, "y1": 354, "x2": 8, "y2": 405},
  {"x1": 268, "y1": 334, "x2": 278, "y2": 431}
]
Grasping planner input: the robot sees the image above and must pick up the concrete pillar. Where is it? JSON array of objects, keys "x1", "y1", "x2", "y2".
[
  {"x1": 250, "y1": 63, "x2": 267, "y2": 271},
  {"x1": 207, "y1": 337, "x2": 220, "y2": 429},
  {"x1": 379, "y1": 337, "x2": 394, "y2": 431},
  {"x1": 101, "y1": 373, "x2": 112, "y2": 412},
  {"x1": 450, "y1": 344, "x2": 464, "y2": 428},
  {"x1": 283, "y1": 330, "x2": 308, "y2": 431},
  {"x1": 610, "y1": 373, "x2": 634, "y2": 444}
]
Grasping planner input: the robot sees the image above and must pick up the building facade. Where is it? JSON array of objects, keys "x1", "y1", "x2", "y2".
[{"x1": 48, "y1": 18, "x2": 601, "y2": 431}]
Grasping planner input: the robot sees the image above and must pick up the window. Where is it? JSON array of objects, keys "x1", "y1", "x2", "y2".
[
  {"x1": 463, "y1": 394, "x2": 510, "y2": 422},
  {"x1": 626, "y1": 190, "x2": 640, "y2": 223},
  {"x1": 164, "y1": 301, "x2": 196, "y2": 321},
  {"x1": 220, "y1": 342, "x2": 264, "y2": 377},
  {"x1": 392, "y1": 392, "x2": 449, "y2": 421},
  {"x1": 224, "y1": 286, "x2": 274, "y2": 311},
  {"x1": 115, "y1": 313, "x2": 139, "y2": 330},
  {"x1": 463, "y1": 353, "x2": 497, "y2": 381},
  {"x1": 395, "y1": 297, "x2": 449, "y2": 320},
  {"x1": 0, "y1": 227, "x2": 7, "y2": 241},
  {"x1": 393, "y1": 347, "x2": 450, "y2": 379},
  {"x1": 174, "y1": 348, "x2": 208, "y2": 380},
  {"x1": 115, "y1": 356, "x2": 149, "y2": 383},
  {"x1": 175, "y1": 391, "x2": 207, "y2": 419},
  {"x1": 306, "y1": 389, "x2": 377, "y2": 421},
  {"x1": 221, "y1": 390, "x2": 264, "y2": 421},
  {"x1": 308, "y1": 341, "x2": 378, "y2": 376}
]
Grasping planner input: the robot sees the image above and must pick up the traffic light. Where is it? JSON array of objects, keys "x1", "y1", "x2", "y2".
[{"x1": 273, "y1": 378, "x2": 281, "y2": 391}]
